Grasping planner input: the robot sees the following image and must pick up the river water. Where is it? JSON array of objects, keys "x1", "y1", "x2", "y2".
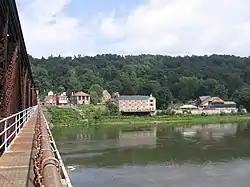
[{"x1": 52, "y1": 123, "x2": 250, "y2": 187}]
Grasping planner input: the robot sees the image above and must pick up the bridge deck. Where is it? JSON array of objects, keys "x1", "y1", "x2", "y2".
[{"x1": 0, "y1": 111, "x2": 37, "y2": 187}]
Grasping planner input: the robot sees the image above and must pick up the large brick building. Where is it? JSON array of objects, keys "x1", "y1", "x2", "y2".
[{"x1": 117, "y1": 94, "x2": 156, "y2": 114}]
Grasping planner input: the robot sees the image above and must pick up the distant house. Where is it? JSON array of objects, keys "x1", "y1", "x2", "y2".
[
  {"x1": 117, "y1": 94, "x2": 156, "y2": 114},
  {"x1": 56, "y1": 92, "x2": 68, "y2": 106},
  {"x1": 47, "y1": 91, "x2": 54, "y2": 96},
  {"x1": 112, "y1": 92, "x2": 120, "y2": 99},
  {"x1": 101, "y1": 90, "x2": 111, "y2": 103},
  {"x1": 44, "y1": 91, "x2": 56, "y2": 105},
  {"x1": 195, "y1": 96, "x2": 236, "y2": 109},
  {"x1": 70, "y1": 91, "x2": 90, "y2": 105},
  {"x1": 179, "y1": 105, "x2": 198, "y2": 110}
]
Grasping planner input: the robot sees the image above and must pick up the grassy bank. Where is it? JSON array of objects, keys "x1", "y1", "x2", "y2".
[
  {"x1": 47, "y1": 107, "x2": 87, "y2": 126},
  {"x1": 101, "y1": 114, "x2": 250, "y2": 125},
  {"x1": 46, "y1": 105, "x2": 250, "y2": 127}
]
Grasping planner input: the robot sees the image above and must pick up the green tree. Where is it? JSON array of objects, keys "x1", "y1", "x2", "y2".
[
  {"x1": 33, "y1": 66, "x2": 51, "y2": 95},
  {"x1": 232, "y1": 87, "x2": 250, "y2": 111},
  {"x1": 105, "y1": 80, "x2": 122, "y2": 93},
  {"x1": 90, "y1": 91, "x2": 99, "y2": 104},
  {"x1": 120, "y1": 65, "x2": 140, "y2": 94},
  {"x1": 156, "y1": 87, "x2": 173, "y2": 109},
  {"x1": 212, "y1": 83, "x2": 228, "y2": 99},
  {"x1": 89, "y1": 84, "x2": 104, "y2": 98},
  {"x1": 57, "y1": 86, "x2": 65, "y2": 93},
  {"x1": 105, "y1": 102, "x2": 118, "y2": 116},
  {"x1": 200, "y1": 79, "x2": 218, "y2": 96},
  {"x1": 30, "y1": 54, "x2": 250, "y2": 104},
  {"x1": 178, "y1": 76, "x2": 201, "y2": 101},
  {"x1": 65, "y1": 77, "x2": 81, "y2": 91}
]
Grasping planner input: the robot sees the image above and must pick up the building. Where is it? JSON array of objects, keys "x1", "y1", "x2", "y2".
[
  {"x1": 101, "y1": 90, "x2": 111, "y2": 103},
  {"x1": 117, "y1": 94, "x2": 156, "y2": 114},
  {"x1": 112, "y1": 92, "x2": 120, "y2": 99},
  {"x1": 194, "y1": 96, "x2": 236, "y2": 109},
  {"x1": 70, "y1": 91, "x2": 90, "y2": 105},
  {"x1": 47, "y1": 91, "x2": 54, "y2": 96},
  {"x1": 43, "y1": 91, "x2": 56, "y2": 105},
  {"x1": 177, "y1": 96, "x2": 237, "y2": 115},
  {"x1": 44, "y1": 95, "x2": 56, "y2": 105},
  {"x1": 56, "y1": 92, "x2": 68, "y2": 106}
]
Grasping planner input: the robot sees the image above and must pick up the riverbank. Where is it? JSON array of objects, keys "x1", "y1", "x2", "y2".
[{"x1": 46, "y1": 106, "x2": 250, "y2": 127}]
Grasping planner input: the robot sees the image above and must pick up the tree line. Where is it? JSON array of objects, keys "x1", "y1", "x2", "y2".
[{"x1": 29, "y1": 54, "x2": 250, "y2": 110}]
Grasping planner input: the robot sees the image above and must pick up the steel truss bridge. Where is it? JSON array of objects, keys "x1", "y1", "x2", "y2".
[{"x1": 0, "y1": 1, "x2": 71, "y2": 186}]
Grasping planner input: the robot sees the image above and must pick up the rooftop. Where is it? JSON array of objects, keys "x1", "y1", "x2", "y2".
[
  {"x1": 199, "y1": 96, "x2": 211, "y2": 101},
  {"x1": 200, "y1": 96, "x2": 224, "y2": 105},
  {"x1": 73, "y1": 91, "x2": 89, "y2": 97},
  {"x1": 44, "y1": 95, "x2": 56, "y2": 101},
  {"x1": 118, "y1": 95, "x2": 152, "y2": 100},
  {"x1": 224, "y1": 101, "x2": 236, "y2": 105}
]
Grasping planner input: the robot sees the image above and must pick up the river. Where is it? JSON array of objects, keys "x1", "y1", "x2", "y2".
[{"x1": 52, "y1": 123, "x2": 250, "y2": 187}]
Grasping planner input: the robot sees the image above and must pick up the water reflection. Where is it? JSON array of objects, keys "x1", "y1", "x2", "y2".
[
  {"x1": 118, "y1": 127, "x2": 157, "y2": 148},
  {"x1": 52, "y1": 122, "x2": 250, "y2": 187},
  {"x1": 176, "y1": 123, "x2": 238, "y2": 140}
]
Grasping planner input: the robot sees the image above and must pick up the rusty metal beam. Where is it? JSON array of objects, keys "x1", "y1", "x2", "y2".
[
  {"x1": 0, "y1": 0, "x2": 38, "y2": 156},
  {"x1": 33, "y1": 108, "x2": 63, "y2": 187},
  {"x1": 2, "y1": 44, "x2": 19, "y2": 117},
  {"x1": 0, "y1": 14, "x2": 8, "y2": 118},
  {"x1": 0, "y1": 0, "x2": 37, "y2": 113}
]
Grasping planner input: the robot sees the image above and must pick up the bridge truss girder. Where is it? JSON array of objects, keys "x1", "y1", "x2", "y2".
[{"x1": 0, "y1": 0, "x2": 37, "y2": 119}]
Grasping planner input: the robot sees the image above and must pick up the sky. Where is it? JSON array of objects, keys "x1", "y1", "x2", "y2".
[{"x1": 16, "y1": 0, "x2": 250, "y2": 58}]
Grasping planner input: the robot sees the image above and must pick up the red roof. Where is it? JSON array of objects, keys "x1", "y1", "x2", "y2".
[
  {"x1": 109, "y1": 98, "x2": 117, "y2": 102},
  {"x1": 73, "y1": 91, "x2": 89, "y2": 96},
  {"x1": 212, "y1": 97, "x2": 224, "y2": 103}
]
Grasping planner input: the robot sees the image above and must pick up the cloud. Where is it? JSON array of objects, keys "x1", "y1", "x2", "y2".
[
  {"x1": 17, "y1": 0, "x2": 250, "y2": 57},
  {"x1": 17, "y1": 0, "x2": 94, "y2": 57}
]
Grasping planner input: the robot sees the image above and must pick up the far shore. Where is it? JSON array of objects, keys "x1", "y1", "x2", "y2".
[{"x1": 45, "y1": 106, "x2": 250, "y2": 127}]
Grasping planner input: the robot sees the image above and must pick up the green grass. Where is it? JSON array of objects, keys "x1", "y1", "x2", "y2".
[
  {"x1": 76, "y1": 104, "x2": 105, "y2": 111},
  {"x1": 47, "y1": 106, "x2": 87, "y2": 126},
  {"x1": 46, "y1": 105, "x2": 250, "y2": 127},
  {"x1": 100, "y1": 114, "x2": 250, "y2": 125}
]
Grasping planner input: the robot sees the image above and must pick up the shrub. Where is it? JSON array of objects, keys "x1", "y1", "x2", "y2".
[
  {"x1": 105, "y1": 102, "x2": 118, "y2": 116},
  {"x1": 201, "y1": 112, "x2": 206, "y2": 116},
  {"x1": 220, "y1": 111, "x2": 226, "y2": 116}
]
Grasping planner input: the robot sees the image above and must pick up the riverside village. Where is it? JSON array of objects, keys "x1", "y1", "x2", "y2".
[
  {"x1": 3, "y1": 1, "x2": 250, "y2": 187},
  {"x1": 43, "y1": 90, "x2": 246, "y2": 116}
]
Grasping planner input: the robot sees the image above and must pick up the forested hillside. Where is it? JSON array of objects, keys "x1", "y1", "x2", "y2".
[{"x1": 30, "y1": 54, "x2": 250, "y2": 109}]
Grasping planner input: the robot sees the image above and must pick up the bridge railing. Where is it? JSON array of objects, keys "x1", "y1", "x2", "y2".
[
  {"x1": 40, "y1": 108, "x2": 73, "y2": 187},
  {"x1": 0, "y1": 106, "x2": 37, "y2": 153}
]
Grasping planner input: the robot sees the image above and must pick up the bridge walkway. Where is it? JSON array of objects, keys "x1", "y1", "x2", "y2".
[
  {"x1": 0, "y1": 107, "x2": 72, "y2": 187},
  {"x1": 0, "y1": 109, "x2": 38, "y2": 187}
]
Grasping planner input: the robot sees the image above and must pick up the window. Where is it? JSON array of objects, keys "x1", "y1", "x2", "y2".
[
  {"x1": 150, "y1": 99, "x2": 154, "y2": 102},
  {"x1": 78, "y1": 96, "x2": 81, "y2": 100},
  {"x1": 150, "y1": 103, "x2": 153, "y2": 106}
]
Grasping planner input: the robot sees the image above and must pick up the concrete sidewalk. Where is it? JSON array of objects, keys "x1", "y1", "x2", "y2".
[{"x1": 0, "y1": 110, "x2": 38, "y2": 187}]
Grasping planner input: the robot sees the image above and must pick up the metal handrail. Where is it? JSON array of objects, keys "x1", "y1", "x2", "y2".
[
  {"x1": 41, "y1": 109, "x2": 73, "y2": 187},
  {"x1": 0, "y1": 106, "x2": 33, "y2": 123},
  {"x1": 0, "y1": 105, "x2": 37, "y2": 152}
]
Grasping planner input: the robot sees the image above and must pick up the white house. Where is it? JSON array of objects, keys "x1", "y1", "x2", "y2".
[{"x1": 70, "y1": 91, "x2": 90, "y2": 105}]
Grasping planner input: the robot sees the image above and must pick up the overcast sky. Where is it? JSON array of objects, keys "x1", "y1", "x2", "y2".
[{"x1": 16, "y1": 0, "x2": 250, "y2": 58}]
